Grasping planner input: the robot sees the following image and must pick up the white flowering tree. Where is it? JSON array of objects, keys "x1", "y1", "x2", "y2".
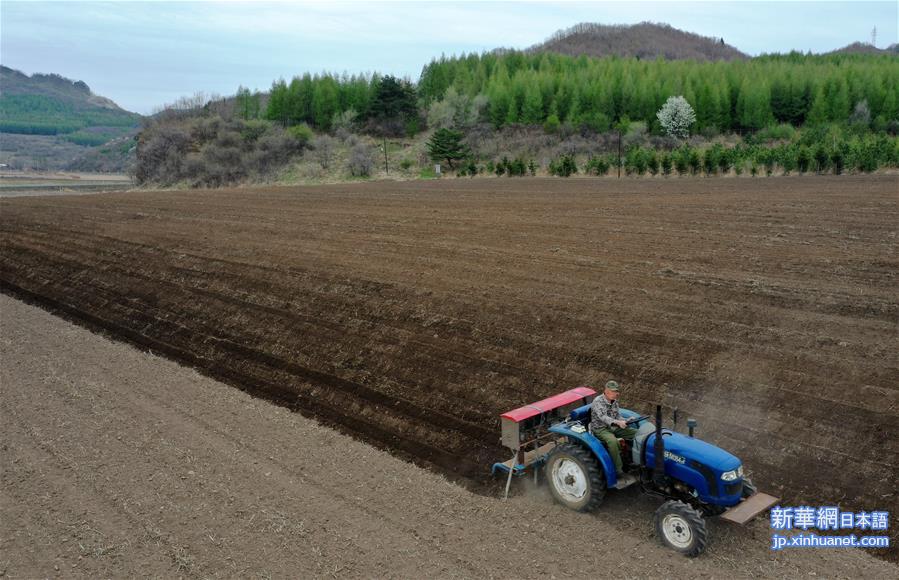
[{"x1": 657, "y1": 96, "x2": 697, "y2": 140}]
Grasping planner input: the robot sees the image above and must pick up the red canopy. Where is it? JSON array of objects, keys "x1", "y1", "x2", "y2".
[{"x1": 500, "y1": 386, "x2": 596, "y2": 423}]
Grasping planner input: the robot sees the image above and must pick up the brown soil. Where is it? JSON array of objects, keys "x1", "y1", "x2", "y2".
[
  {"x1": 2, "y1": 294, "x2": 896, "y2": 578},
  {"x1": 1, "y1": 175, "x2": 897, "y2": 567}
]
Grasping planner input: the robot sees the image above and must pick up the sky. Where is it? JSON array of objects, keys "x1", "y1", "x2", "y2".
[{"x1": 2, "y1": 1, "x2": 896, "y2": 114}]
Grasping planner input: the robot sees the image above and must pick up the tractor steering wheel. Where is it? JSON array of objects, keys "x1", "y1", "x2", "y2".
[{"x1": 626, "y1": 414, "x2": 652, "y2": 425}]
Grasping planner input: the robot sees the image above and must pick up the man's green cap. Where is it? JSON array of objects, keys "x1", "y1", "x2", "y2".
[{"x1": 605, "y1": 380, "x2": 620, "y2": 391}]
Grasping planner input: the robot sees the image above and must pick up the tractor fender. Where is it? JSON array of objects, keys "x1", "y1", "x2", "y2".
[{"x1": 549, "y1": 424, "x2": 618, "y2": 489}]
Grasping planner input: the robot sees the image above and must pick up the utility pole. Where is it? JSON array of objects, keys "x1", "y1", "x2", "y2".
[
  {"x1": 617, "y1": 128, "x2": 622, "y2": 179},
  {"x1": 383, "y1": 136, "x2": 389, "y2": 175}
]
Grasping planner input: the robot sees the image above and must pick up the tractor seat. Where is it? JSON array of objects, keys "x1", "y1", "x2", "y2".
[{"x1": 570, "y1": 404, "x2": 592, "y2": 423}]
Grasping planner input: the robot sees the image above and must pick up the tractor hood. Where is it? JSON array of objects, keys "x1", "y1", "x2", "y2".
[
  {"x1": 644, "y1": 430, "x2": 744, "y2": 505},
  {"x1": 647, "y1": 430, "x2": 741, "y2": 473}
]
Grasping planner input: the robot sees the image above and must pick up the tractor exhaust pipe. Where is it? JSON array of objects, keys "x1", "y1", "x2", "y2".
[{"x1": 654, "y1": 404, "x2": 665, "y2": 486}]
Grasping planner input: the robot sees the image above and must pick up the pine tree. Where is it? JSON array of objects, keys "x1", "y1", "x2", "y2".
[
  {"x1": 427, "y1": 128, "x2": 469, "y2": 169},
  {"x1": 236, "y1": 86, "x2": 252, "y2": 120},
  {"x1": 487, "y1": 81, "x2": 510, "y2": 128},
  {"x1": 566, "y1": 92, "x2": 581, "y2": 125},
  {"x1": 505, "y1": 97, "x2": 519, "y2": 125},
  {"x1": 312, "y1": 77, "x2": 339, "y2": 131},
  {"x1": 265, "y1": 79, "x2": 289, "y2": 126},
  {"x1": 828, "y1": 77, "x2": 850, "y2": 122},
  {"x1": 737, "y1": 80, "x2": 773, "y2": 132},
  {"x1": 369, "y1": 75, "x2": 419, "y2": 136},
  {"x1": 696, "y1": 82, "x2": 719, "y2": 133},
  {"x1": 521, "y1": 83, "x2": 544, "y2": 125},
  {"x1": 542, "y1": 113, "x2": 560, "y2": 134},
  {"x1": 807, "y1": 87, "x2": 829, "y2": 126}
]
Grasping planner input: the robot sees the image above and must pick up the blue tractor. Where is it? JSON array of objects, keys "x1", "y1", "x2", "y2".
[{"x1": 492, "y1": 387, "x2": 778, "y2": 557}]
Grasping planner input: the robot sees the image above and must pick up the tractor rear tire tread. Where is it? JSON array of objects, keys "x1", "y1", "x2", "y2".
[{"x1": 545, "y1": 442, "x2": 606, "y2": 513}]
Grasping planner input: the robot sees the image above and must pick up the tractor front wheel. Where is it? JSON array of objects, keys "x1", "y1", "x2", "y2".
[
  {"x1": 654, "y1": 500, "x2": 708, "y2": 557},
  {"x1": 545, "y1": 443, "x2": 606, "y2": 512}
]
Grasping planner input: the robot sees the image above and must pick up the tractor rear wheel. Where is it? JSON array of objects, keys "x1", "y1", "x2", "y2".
[
  {"x1": 545, "y1": 443, "x2": 606, "y2": 512},
  {"x1": 654, "y1": 500, "x2": 708, "y2": 557}
]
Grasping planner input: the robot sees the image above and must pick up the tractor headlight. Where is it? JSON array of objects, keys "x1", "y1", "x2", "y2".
[{"x1": 721, "y1": 465, "x2": 743, "y2": 482}]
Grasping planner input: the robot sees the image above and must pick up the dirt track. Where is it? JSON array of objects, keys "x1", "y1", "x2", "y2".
[
  {"x1": 1, "y1": 175, "x2": 897, "y2": 567},
  {"x1": 2, "y1": 294, "x2": 896, "y2": 578}
]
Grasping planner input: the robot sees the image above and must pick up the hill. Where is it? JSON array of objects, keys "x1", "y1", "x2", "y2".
[
  {"x1": 0, "y1": 65, "x2": 140, "y2": 137},
  {"x1": 529, "y1": 22, "x2": 748, "y2": 61},
  {"x1": 827, "y1": 41, "x2": 899, "y2": 56},
  {"x1": 0, "y1": 66, "x2": 141, "y2": 171}
]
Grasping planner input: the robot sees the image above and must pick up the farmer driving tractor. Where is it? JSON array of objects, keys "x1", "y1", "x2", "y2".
[{"x1": 591, "y1": 379, "x2": 638, "y2": 486}]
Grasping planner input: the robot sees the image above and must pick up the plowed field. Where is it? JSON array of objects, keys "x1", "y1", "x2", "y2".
[
  {"x1": 2, "y1": 175, "x2": 897, "y2": 561},
  {"x1": 5, "y1": 294, "x2": 898, "y2": 577}
]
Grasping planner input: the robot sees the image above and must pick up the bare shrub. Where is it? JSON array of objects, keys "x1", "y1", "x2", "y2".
[
  {"x1": 136, "y1": 114, "x2": 304, "y2": 187},
  {"x1": 182, "y1": 153, "x2": 206, "y2": 180},
  {"x1": 152, "y1": 92, "x2": 214, "y2": 122},
  {"x1": 134, "y1": 125, "x2": 191, "y2": 185},
  {"x1": 190, "y1": 116, "x2": 222, "y2": 142},
  {"x1": 347, "y1": 143, "x2": 375, "y2": 176},
  {"x1": 250, "y1": 130, "x2": 300, "y2": 175},
  {"x1": 200, "y1": 135, "x2": 244, "y2": 187},
  {"x1": 312, "y1": 135, "x2": 337, "y2": 169}
]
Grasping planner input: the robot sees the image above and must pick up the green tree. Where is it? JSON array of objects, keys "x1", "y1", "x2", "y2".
[
  {"x1": 660, "y1": 154, "x2": 672, "y2": 176},
  {"x1": 543, "y1": 112, "x2": 561, "y2": 134},
  {"x1": 806, "y1": 87, "x2": 829, "y2": 126},
  {"x1": 265, "y1": 79, "x2": 289, "y2": 126},
  {"x1": 487, "y1": 82, "x2": 511, "y2": 128},
  {"x1": 549, "y1": 154, "x2": 578, "y2": 177},
  {"x1": 235, "y1": 86, "x2": 261, "y2": 120},
  {"x1": 647, "y1": 150, "x2": 660, "y2": 175},
  {"x1": 797, "y1": 146, "x2": 811, "y2": 173},
  {"x1": 236, "y1": 86, "x2": 251, "y2": 120},
  {"x1": 520, "y1": 83, "x2": 544, "y2": 124},
  {"x1": 312, "y1": 77, "x2": 339, "y2": 131},
  {"x1": 737, "y1": 80, "x2": 773, "y2": 132},
  {"x1": 427, "y1": 128, "x2": 469, "y2": 169},
  {"x1": 505, "y1": 96, "x2": 519, "y2": 125},
  {"x1": 813, "y1": 144, "x2": 830, "y2": 173},
  {"x1": 369, "y1": 75, "x2": 419, "y2": 136}
]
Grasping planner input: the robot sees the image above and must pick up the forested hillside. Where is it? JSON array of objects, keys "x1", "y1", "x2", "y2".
[
  {"x1": 0, "y1": 66, "x2": 139, "y2": 140},
  {"x1": 0, "y1": 66, "x2": 141, "y2": 171},
  {"x1": 134, "y1": 22, "x2": 899, "y2": 187},
  {"x1": 233, "y1": 51, "x2": 899, "y2": 138},
  {"x1": 417, "y1": 51, "x2": 899, "y2": 133}
]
